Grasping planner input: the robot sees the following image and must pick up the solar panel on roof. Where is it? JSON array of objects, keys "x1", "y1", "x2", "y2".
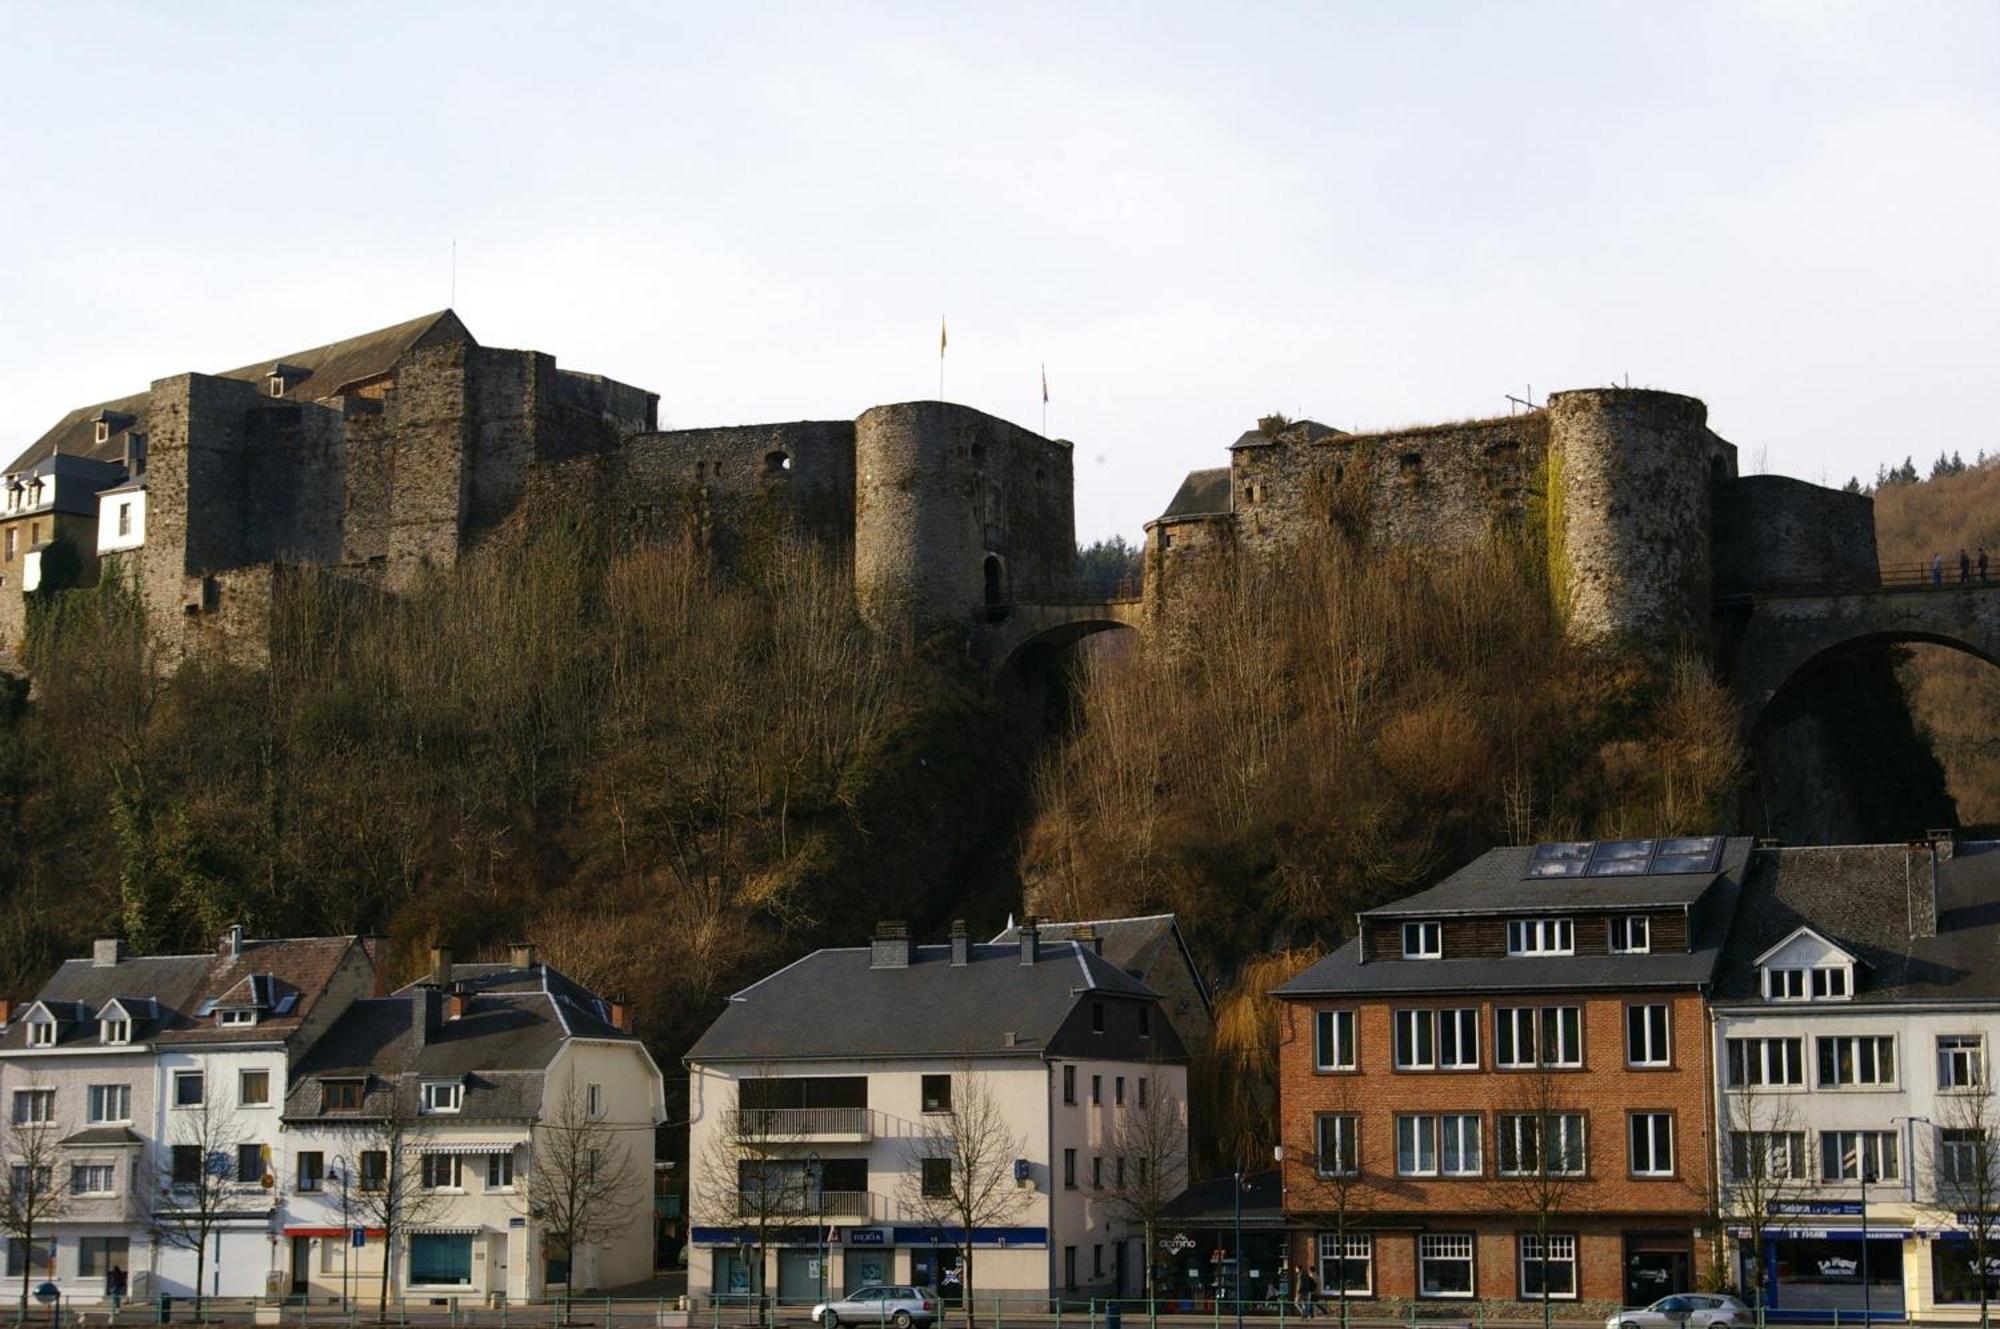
[
  {"x1": 1523, "y1": 835, "x2": 1725, "y2": 879},
  {"x1": 1527, "y1": 841, "x2": 1592, "y2": 877}
]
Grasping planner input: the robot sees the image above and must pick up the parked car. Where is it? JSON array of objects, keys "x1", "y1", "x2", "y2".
[
  {"x1": 814, "y1": 1285, "x2": 941, "y2": 1328},
  {"x1": 1607, "y1": 1294, "x2": 1754, "y2": 1329}
]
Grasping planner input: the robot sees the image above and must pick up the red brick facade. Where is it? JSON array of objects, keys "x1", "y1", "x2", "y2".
[{"x1": 1277, "y1": 989, "x2": 1717, "y2": 1313}]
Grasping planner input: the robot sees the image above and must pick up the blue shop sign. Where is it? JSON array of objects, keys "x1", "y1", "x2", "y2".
[
  {"x1": 892, "y1": 1227, "x2": 1048, "y2": 1249},
  {"x1": 848, "y1": 1230, "x2": 888, "y2": 1246}
]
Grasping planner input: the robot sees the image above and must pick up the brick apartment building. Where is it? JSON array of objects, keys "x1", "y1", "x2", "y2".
[{"x1": 1273, "y1": 838, "x2": 1753, "y2": 1316}]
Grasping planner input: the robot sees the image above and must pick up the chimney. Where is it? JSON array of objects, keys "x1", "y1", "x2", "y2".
[
  {"x1": 0, "y1": 1000, "x2": 12, "y2": 1030},
  {"x1": 1019, "y1": 916, "x2": 1040, "y2": 966},
  {"x1": 413, "y1": 985, "x2": 442, "y2": 1046},
  {"x1": 445, "y1": 988, "x2": 467, "y2": 1022},
  {"x1": 1073, "y1": 925, "x2": 1102, "y2": 956},
  {"x1": 1910, "y1": 839, "x2": 1943, "y2": 940},
  {"x1": 870, "y1": 921, "x2": 911, "y2": 970},
  {"x1": 92, "y1": 938, "x2": 125, "y2": 968},
  {"x1": 609, "y1": 996, "x2": 634, "y2": 1034},
  {"x1": 510, "y1": 944, "x2": 538, "y2": 970},
  {"x1": 221, "y1": 924, "x2": 244, "y2": 957},
  {"x1": 429, "y1": 945, "x2": 453, "y2": 990},
  {"x1": 950, "y1": 920, "x2": 971, "y2": 967}
]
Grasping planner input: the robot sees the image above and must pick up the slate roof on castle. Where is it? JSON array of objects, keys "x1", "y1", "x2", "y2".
[
  {"x1": 282, "y1": 959, "x2": 637, "y2": 1124},
  {"x1": 687, "y1": 939, "x2": 1189, "y2": 1064},
  {"x1": 1276, "y1": 837, "x2": 1753, "y2": 997},
  {"x1": 1711, "y1": 840, "x2": 2000, "y2": 1004},
  {"x1": 5, "y1": 310, "x2": 468, "y2": 472}
]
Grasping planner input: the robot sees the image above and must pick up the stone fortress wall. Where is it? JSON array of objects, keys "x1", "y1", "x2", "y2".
[{"x1": 1143, "y1": 386, "x2": 1870, "y2": 655}]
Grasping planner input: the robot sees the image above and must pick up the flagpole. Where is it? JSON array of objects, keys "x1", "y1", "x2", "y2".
[
  {"x1": 939, "y1": 316, "x2": 947, "y2": 401},
  {"x1": 1041, "y1": 362, "x2": 1048, "y2": 437}
]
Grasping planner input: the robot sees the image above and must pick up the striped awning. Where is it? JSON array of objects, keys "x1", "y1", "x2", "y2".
[
  {"x1": 420, "y1": 1143, "x2": 518, "y2": 1156},
  {"x1": 411, "y1": 1226, "x2": 489, "y2": 1236}
]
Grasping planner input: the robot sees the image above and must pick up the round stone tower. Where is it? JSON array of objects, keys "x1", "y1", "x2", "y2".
[
  {"x1": 854, "y1": 401, "x2": 1074, "y2": 634},
  {"x1": 1546, "y1": 388, "x2": 1715, "y2": 650}
]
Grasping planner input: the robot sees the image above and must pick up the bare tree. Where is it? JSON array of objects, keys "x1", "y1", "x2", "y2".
[
  {"x1": 340, "y1": 1109, "x2": 445, "y2": 1323},
  {"x1": 1716, "y1": 1083, "x2": 1810, "y2": 1310},
  {"x1": 147, "y1": 1088, "x2": 248, "y2": 1322},
  {"x1": 0, "y1": 1079, "x2": 69, "y2": 1319},
  {"x1": 1486, "y1": 1070, "x2": 1586, "y2": 1329},
  {"x1": 1924, "y1": 1078, "x2": 2000, "y2": 1325},
  {"x1": 898, "y1": 1069, "x2": 1028, "y2": 1329},
  {"x1": 1284, "y1": 1076, "x2": 1371, "y2": 1329},
  {"x1": 528, "y1": 1084, "x2": 640, "y2": 1294},
  {"x1": 1097, "y1": 1078, "x2": 1190, "y2": 1326},
  {"x1": 697, "y1": 1077, "x2": 811, "y2": 1326}
]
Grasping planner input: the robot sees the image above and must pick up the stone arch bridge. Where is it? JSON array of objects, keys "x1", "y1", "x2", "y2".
[
  {"x1": 1726, "y1": 577, "x2": 2000, "y2": 731},
  {"x1": 970, "y1": 588, "x2": 1147, "y2": 681}
]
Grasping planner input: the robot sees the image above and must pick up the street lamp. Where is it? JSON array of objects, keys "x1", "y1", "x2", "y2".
[
  {"x1": 807, "y1": 1152, "x2": 826, "y2": 1308},
  {"x1": 1232, "y1": 1154, "x2": 1245, "y2": 1329}
]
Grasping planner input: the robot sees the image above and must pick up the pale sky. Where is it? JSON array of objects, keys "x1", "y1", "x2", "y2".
[{"x1": 3, "y1": 2, "x2": 1996, "y2": 542}]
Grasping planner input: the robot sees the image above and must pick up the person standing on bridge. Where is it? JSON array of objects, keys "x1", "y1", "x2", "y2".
[
  {"x1": 1981, "y1": 548, "x2": 1991, "y2": 583},
  {"x1": 1962, "y1": 549, "x2": 1974, "y2": 584},
  {"x1": 1933, "y1": 552, "x2": 1945, "y2": 586}
]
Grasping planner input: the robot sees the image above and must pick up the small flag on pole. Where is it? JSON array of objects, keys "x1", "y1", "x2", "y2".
[
  {"x1": 940, "y1": 317, "x2": 948, "y2": 357},
  {"x1": 1041, "y1": 363, "x2": 1049, "y2": 404}
]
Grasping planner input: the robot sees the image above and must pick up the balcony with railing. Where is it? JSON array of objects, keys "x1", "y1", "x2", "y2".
[
  {"x1": 725, "y1": 1106, "x2": 873, "y2": 1141},
  {"x1": 732, "y1": 1189, "x2": 881, "y2": 1222}
]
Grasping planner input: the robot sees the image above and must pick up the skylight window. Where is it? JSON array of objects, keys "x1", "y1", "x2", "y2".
[{"x1": 1523, "y1": 836, "x2": 1724, "y2": 880}]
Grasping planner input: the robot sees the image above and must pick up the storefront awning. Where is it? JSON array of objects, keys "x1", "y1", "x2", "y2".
[
  {"x1": 410, "y1": 1226, "x2": 489, "y2": 1236},
  {"x1": 419, "y1": 1143, "x2": 518, "y2": 1156}
]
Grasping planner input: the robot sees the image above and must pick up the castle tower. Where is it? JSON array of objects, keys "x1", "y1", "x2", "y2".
[
  {"x1": 1547, "y1": 388, "x2": 1717, "y2": 650},
  {"x1": 853, "y1": 402, "x2": 1074, "y2": 634}
]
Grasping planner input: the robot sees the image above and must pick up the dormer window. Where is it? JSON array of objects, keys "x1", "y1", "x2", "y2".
[
  {"x1": 321, "y1": 1079, "x2": 364, "y2": 1113},
  {"x1": 100, "y1": 1018, "x2": 129, "y2": 1046},
  {"x1": 1812, "y1": 966, "x2": 1849, "y2": 999},
  {"x1": 27, "y1": 1020, "x2": 53, "y2": 1048},
  {"x1": 1756, "y1": 926, "x2": 1857, "y2": 1003},
  {"x1": 1401, "y1": 922, "x2": 1442, "y2": 959},
  {"x1": 1506, "y1": 918, "x2": 1574, "y2": 956},
  {"x1": 1768, "y1": 969, "x2": 1806, "y2": 1001},
  {"x1": 1609, "y1": 916, "x2": 1650, "y2": 954},
  {"x1": 95, "y1": 421, "x2": 110, "y2": 444},
  {"x1": 420, "y1": 1080, "x2": 463, "y2": 1114},
  {"x1": 218, "y1": 1008, "x2": 257, "y2": 1027},
  {"x1": 268, "y1": 376, "x2": 285, "y2": 398}
]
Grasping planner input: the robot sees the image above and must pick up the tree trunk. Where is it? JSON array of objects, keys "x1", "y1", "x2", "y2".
[
  {"x1": 1145, "y1": 1220, "x2": 1158, "y2": 1329},
  {"x1": 194, "y1": 1239, "x2": 207, "y2": 1324},
  {"x1": 377, "y1": 1229, "x2": 391, "y2": 1324},
  {"x1": 961, "y1": 1247, "x2": 976, "y2": 1329}
]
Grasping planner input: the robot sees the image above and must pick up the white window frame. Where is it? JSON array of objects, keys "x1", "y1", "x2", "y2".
[
  {"x1": 1609, "y1": 915, "x2": 1651, "y2": 954},
  {"x1": 69, "y1": 1165, "x2": 114, "y2": 1197},
  {"x1": 1315, "y1": 1010, "x2": 1356, "y2": 1072},
  {"x1": 1822, "y1": 1130, "x2": 1899, "y2": 1182},
  {"x1": 86, "y1": 1084, "x2": 130, "y2": 1125},
  {"x1": 1506, "y1": 918, "x2": 1573, "y2": 956},
  {"x1": 11, "y1": 1089, "x2": 54, "y2": 1125},
  {"x1": 268, "y1": 376, "x2": 286, "y2": 398},
  {"x1": 1394, "y1": 1008, "x2": 1478, "y2": 1070},
  {"x1": 1766, "y1": 968, "x2": 1807, "y2": 1001},
  {"x1": 1625, "y1": 1004, "x2": 1672, "y2": 1067},
  {"x1": 218, "y1": 1008, "x2": 256, "y2": 1027},
  {"x1": 1726, "y1": 1036, "x2": 1804, "y2": 1088},
  {"x1": 419, "y1": 1153, "x2": 465, "y2": 1191},
  {"x1": 26, "y1": 1021, "x2": 53, "y2": 1048},
  {"x1": 1417, "y1": 1233, "x2": 1476, "y2": 1299},
  {"x1": 1495, "y1": 1006, "x2": 1582, "y2": 1069},
  {"x1": 1496, "y1": 1112, "x2": 1587, "y2": 1176},
  {"x1": 1728, "y1": 1130, "x2": 1807, "y2": 1180},
  {"x1": 99, "y1": 1018, "x2": 129, "y2": 1046},
  {"x1": 1629, "y1": 1112, "x2": 1675, "y2": 1177},
  {"x1": 1401, "y1": 921, "x2": 1441, "y2": 959},
  {"x1": 1816, "y1": 1035, "x2": 1897, "y2": 1088},
  {"x1": 1812, "y1": 966, "x2": 1851, "y2": 1000},
  {"x1": 1518, "y1": 1233, "x2": 1578, "y2": 1300},
  {"x1": 586, "y1": 1083, "x2": 604, "y2": 1119},
  {"x1": 487, "y1": 1151, "x2": 515, "y2": 1190},
  {"x1": 1316, "y1": 1114, "x2": 1358, "y2": 1177},
  {"x1": 420, "y1": 1080, "x2": 463, "y2": 1114},
  {"x1": 1316, "y1": 1232, "x2": 1372, "y2": 1297},
  {"x1": 172, "y1": 1071, "x2": 204, "y2": 1108},
  {"x1": 1940, "y1": 1035, "x2": 1985, "y2": 1091},
  {"x1": 1396, "y1": 1114, "x2": 1480, "y2": 1177},
  {"x1": 1940, "y1": 1129, "x2": 1989, "y2": 1188}
]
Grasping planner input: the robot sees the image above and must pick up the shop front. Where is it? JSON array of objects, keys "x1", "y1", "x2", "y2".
[
  {"x1": 1156, "y1": 1170, "x2": 1289, "y2": 1309},
  {"x1": 1747, "y1": 1228, "x2": 1909, "y2": 1320}
]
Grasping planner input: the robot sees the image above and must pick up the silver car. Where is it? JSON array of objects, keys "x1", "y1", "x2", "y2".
[
  {"x1": 813, "y1": 1284, "x2": 941, "y2": 1329},
  {"x1": 1608, "y1": 1294, "x2": 1754, "y2": 1329}
]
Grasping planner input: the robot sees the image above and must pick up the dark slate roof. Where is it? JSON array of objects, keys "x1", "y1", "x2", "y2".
[
  {"x1": 0, "y1": 953, "x2": 214, "y2": 1052},
  {"x1": 4, "y1": 311, "x2": 471, "y2": 473},
  {"x1": 687, "y1": 941, "x2": 1186, "y2": 1064},
  {"x1": 990, "y1": 914, "x2": 1213, "y2": 1013},
  {"x1": 1226, "y1": 420, "x2": 1342, "y2": 451},
  {"x1": 1357, "y1": 837, "x2": 1754, "y2": 918},
  {"x1": 1163, "y1": 1169, "x2": 1284, "y2": 1222},
  {"x1": 287, "y1": 964, "x2": 640, "y2": 1123},
  {"x1": 1712, "y1": 841, "x2": 2000, "y2": 1005},
  {"x1": 1158, "y1": 468, "x2": 1231, "y2": 520},
  {"x1": 61, "y1": 1126, "x2": 143, "y2": 1147}
]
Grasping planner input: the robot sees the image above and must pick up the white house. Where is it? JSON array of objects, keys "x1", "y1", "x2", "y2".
[
  {"x1": 1712, "y1": 839, "x2": 2000, "y2": 1322},
  {"x1": 279, "y1": 948, "x2": 666, "y2": 1307},
  {"x1": 684, "y1": 919, "x2": 1191, "y2": 1310}
]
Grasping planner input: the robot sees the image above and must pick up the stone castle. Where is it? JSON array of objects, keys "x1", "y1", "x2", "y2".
[{"x1": 9, "y1": 309, "x2": 1948, "y2": 711}]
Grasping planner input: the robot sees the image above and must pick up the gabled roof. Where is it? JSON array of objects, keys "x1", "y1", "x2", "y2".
[
  {"x1": 1752, "y1": 924, "x2": 1859, "y2": 969},
  {"x1": 686, "y1": 940, "x2": 1186, "y2": 1065},
  {"x1": 1713, "y1": 842, "x2": 2000, "y2": 1004},
  {"x1": 1356, "y1": 837, "x2": 1752, "y2": 918},
  {"x1": 4, "y1": 311, "x2": 473, "y2": 473},
  {"x1": 0, "y1": 953, "x2": 214, "y2": 1053},
  {"x1": 161, "y1": 935, "x2": 369, "y2": 1047},
  {"x1": 1157, "y1": 468, "x2": 1231, "y2": 521},
  {"x1": 990, "y1": 914, "x2": 1212, "y2": 1014},
  {"x1": 390, "y1": 961, "x2": 627, "y2": 1042}
]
